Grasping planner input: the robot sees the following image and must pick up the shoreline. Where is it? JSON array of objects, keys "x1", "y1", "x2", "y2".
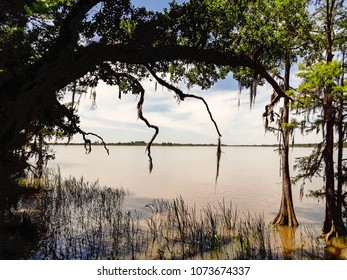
[{"x1": 47, "y1": 142, "x2": 322, "y2": 148}]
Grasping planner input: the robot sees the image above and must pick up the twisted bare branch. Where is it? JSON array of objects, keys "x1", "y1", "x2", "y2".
[
  {"x1": 108, "y1": 71, "x2": 159, "y2": 173},
  {"x1": 56, "y1": 100, "x2": 110, "y2": 155},
  {"x1": 137, "y1": 88, "x2": 159, "y2": 173},
  {"x1": 79, "y1": 131, "x2": 110, "y2": 155},
  {"x1": 146, "y1": 66, "x2": 222, "y2": 137},
  {"x1": 146, "y1": 65, "x2": 223, "y2": 182}
]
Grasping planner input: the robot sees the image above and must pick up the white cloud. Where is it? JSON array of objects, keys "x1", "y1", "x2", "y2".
[{"x1": 66, "y1": 77, "x2": 322, "y2": 145}]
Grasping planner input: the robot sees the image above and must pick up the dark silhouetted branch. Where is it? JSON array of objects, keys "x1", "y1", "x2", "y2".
[
  {"x1": 105, "y1": 70, "x2": 159, "y2": 173},
  {"x1": 79, "y1": 131, "x2": 110, "y2": 155},
  {"x1": 216, "y1": 136, "x2": 222, "y2": 184},
  {"x1": 146, "y1": 66, "x2": 222, "y2": 137},
  {"x1": 136, "y1": 86, "x2": 159, "y2": 173},
  {"x1": 147, "y1": 65, "x2": 222, "y2": 181}
]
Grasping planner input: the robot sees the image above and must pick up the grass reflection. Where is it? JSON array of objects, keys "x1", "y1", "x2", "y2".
[{"x1": 4, "y1": 170, "x2": 346, "y2": 260}]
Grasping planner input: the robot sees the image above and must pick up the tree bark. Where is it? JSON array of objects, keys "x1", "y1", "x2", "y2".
[
  {"x1": 322, "y1": 0, "x2": 346, "y2": 237},
  {"x1": 336, "y1": 50, "x2": 345, "y2": 220},
  {"x1": 336, "y1": 99, "x2": 344, "y2": 219},
  {"x1": 322, "y1": 94, "x2": 346, "y2": 236},
  {"x1": 273, "y1": 59, "x2": 298, "y2": 227},
  {"x1": 323, "y1": 103, "x2": 338, "y2": 234},
  {"x1": 272, "y1": 121, "x2": 299, "y2": 226}
]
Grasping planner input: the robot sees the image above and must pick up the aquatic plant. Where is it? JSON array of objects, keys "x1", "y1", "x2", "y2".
[{"x1": 13, "y1": 171, "x2": 341, "y2": 260}]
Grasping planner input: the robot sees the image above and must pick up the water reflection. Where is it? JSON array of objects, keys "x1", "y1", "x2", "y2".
[
  {"x1": 324, "y1": 237, "x2": 347, "y2": 259},
  {"x1": 276, "y1": 226, "x2": 298, "y2": 259},
  {"x1": 6, "y1": 170, "x2": 347, "y2": 260},
  {"x1": 48, "y1": 145, "x2": 325, "y2": 226}
]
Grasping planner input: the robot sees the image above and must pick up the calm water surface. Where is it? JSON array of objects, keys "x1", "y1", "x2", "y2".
[{"x1": 48, "y1": 145, "x2": 325, "y2": 227}]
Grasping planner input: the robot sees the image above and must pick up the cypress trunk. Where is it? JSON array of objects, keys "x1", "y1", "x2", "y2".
[{"x1": 273, "y1": 59, "x2": 298, "y2": 227}]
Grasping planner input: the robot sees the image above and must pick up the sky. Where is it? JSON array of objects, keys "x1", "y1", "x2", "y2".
[
  {"x1": 131, "y1": 0, "x2": 183, "y2": 10},
  {"x1": 69, "y1": 0, "x2": 322, "y2": 145},
  {"x1": 71, "y1": 78, "x2": 321, "y2": 145}
]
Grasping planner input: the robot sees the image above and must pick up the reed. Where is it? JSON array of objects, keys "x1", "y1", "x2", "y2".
[{"x1": 21, "y1": 170, "x2": 328, "y2": 260}]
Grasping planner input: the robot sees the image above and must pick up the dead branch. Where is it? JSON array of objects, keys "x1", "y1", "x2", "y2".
[
  {"x1": 79, "y1": 131, "x2": 110, "y2": 155},
  {"x1": 146, "y1": 65, "x2": 222, "y2": 137},
  {"x1": 147, "y1": 65, "x2": 223, "y2": 181},
  {"x1": 108, "y1": 71, "x2": 159, "y2": 173},
  {"x1": 56, "y1": 100, "x2": 110, "y2": 155},
  {"x1": 136, "y1": 86, "x2": 159, "y2": 173},
  {"x1": 216, "y1": 136, "x2": 222, "y2": 184}
]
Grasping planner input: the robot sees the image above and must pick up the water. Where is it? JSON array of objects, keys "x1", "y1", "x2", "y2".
[{"x1": 47, "y1": 145, "x2": 325, "y2": 228}]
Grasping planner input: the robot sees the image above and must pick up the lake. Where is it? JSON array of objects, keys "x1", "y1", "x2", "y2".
[{"x1": 47, "y1": 145, "x2": 325, "y2": 229}]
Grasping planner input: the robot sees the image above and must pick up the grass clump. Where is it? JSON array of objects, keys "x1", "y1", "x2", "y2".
[
  {"x1": 11, "y1": 170, "x2": 336, "y2": 260},
  {"x1": 35, "y1": 172, "x2": 145, "y2": 259}
]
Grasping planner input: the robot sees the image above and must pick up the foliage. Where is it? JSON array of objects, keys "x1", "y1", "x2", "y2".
[
  {"x1": 0, "y1": 0, "x2": 293, "y2": 190},
  {"x1": 290, "y1": 0, "x2": 347, "y2": 235},
  {"x1": 292, "y1": 60, "x2": 346, "y2": 137},
  {"x1": 293, "y1": 142, "x2": 324, "y2": 184},
  {"x1": 297, "y1": 61, "x2": 346, "y2": 100},
  {"x1": 292, "y1": 58, "x2": 347, "y2": 175}
]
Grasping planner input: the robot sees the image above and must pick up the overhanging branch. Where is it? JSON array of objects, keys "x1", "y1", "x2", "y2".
[
  {"x1": 57, "y1": 100, "x2": 110, "y2": 155},
  {"x1": 106, "y1": 70, "x2": 159, "y2": 173},
  {"x1": 146, "y1": 65, "x2": 222, "y2": 182},
  {"x1": 1, "y1": 41, "x2": 292, "y2": 165},
  {"x1": 137, "y1": 88, "x2": 159, "y2": 173},
  {"x1": 146, "y1": 65, "x2": 222, "y2": 137}
]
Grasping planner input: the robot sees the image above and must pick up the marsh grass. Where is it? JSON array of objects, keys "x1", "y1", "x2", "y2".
[
  {"x1": 34, "y1": 171, "x2": 146, "y2": 259},
  {"x1": 21, "y1": 170, "x2": 331, "y2": 260}
]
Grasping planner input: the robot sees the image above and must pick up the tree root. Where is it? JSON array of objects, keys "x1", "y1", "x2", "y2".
[{"x1": 322, "y1": 220, "x2": 336, "y2": 242}]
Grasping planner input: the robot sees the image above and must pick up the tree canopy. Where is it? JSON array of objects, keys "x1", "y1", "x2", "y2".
[{"x1": 0, "y1": 0, "x2": 289, "y2": 182}]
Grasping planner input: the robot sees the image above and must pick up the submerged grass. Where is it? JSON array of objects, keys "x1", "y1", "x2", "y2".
[
  {"x1": 15, "y1": 170, "x2": 342, "y2": 260},
  {"x1": 35, "y1": 171, "x2": 143, "y2": 259}
]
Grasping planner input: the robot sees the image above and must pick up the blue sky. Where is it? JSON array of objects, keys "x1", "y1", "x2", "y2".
[
  {"x1": 131, "y1": 0, "x2": 186, "y2": 11},
  {"x1": 70, "y1": 0, "x2": 322, "y2": 145}
]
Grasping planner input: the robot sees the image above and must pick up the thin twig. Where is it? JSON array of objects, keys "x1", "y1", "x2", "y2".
[{"x1": 56, "y1": 100, "x2": 110, "y2": 155}]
